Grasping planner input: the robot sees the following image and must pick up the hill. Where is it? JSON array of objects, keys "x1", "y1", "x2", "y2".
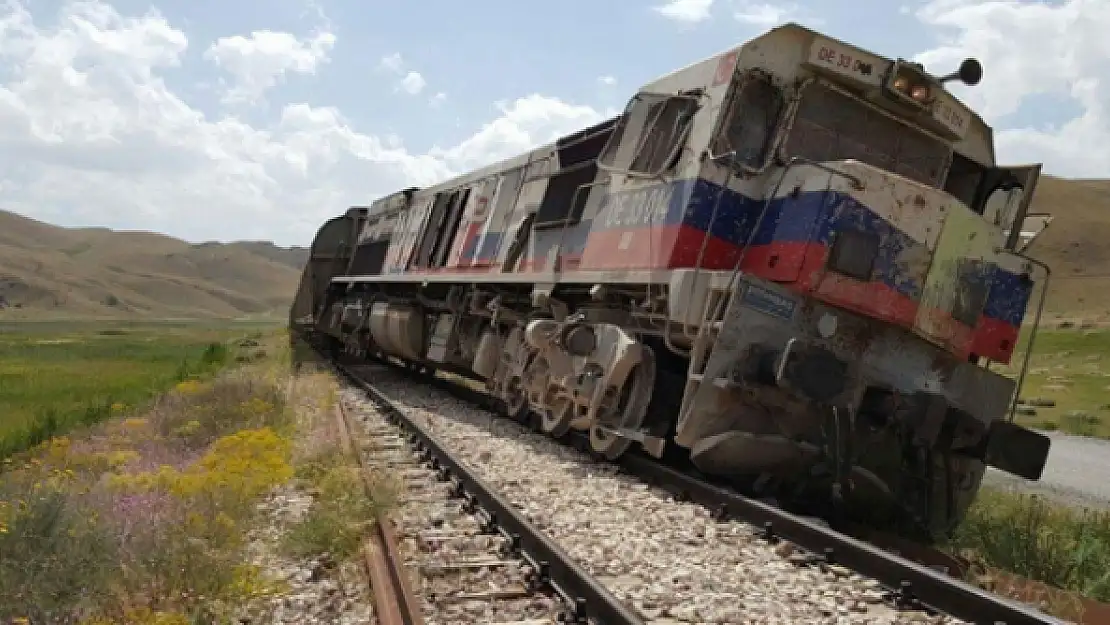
[
  {"x1": 0, "y1": 210, "x2": 309, "y2": 319},
  {"x1": 1024, "y1": 177, "x2": 1110, "y2": 318}
]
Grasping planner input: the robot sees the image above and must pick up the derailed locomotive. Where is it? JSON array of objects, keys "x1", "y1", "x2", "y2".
[{"x1": 291, "y1": 23, "x2": 1054, "y2": 541}]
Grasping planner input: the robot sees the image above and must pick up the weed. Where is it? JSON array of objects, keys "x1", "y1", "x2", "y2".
[
  {"x1": 283, "y1": 464, "x2": 398, "y2": 560},
  {"x1": 949, "y1": 488, "x2": 1110, "y2": 602},
  {"x1": 0, "y1": 479, "x2": 115, "y2": 623}
]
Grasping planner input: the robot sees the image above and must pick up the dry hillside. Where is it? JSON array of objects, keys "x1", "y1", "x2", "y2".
[
  {"x1": 1024, "y1": 177, "x2": 1110, "y2": 317},
  {"x1": 0, "y1": 210, "x2": 308, "y2": 319}
]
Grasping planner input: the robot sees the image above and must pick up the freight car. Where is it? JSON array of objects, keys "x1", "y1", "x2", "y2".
[{"x1": 291, "y1": 22, "x2": 1055, "y2": 542}]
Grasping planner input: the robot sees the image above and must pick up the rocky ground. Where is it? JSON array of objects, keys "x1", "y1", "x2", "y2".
[
  {"x1": 235, "y1": 484, "x2": 376, "y2": 625},
  {"x1": 349, "y1": 364, "x2": 969, "y2": 625}
]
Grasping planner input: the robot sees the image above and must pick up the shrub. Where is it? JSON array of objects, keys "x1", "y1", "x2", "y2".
[
  {"x1": 0, "y1": 478, "x2": 115, "y2": 623},
  {"x1": 950, "y1": 489, "x2": 1110, "y2": 602}
]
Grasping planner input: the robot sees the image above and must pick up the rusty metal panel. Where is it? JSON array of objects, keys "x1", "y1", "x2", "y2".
[{"x1": 914, "y1": 206, "x2": 1002, "y2": 357}]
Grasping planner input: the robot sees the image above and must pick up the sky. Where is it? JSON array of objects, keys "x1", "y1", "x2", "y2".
[{"x1": 0, "y1": 0, "x2": 1105, "y2": 247}]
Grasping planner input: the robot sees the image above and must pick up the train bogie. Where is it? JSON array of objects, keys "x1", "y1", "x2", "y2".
[{"x1": 291, "y1": 22, "x2": 1056, "y2": 542}]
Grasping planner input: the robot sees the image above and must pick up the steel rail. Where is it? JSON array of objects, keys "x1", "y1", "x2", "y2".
[
  {"x1": 334, "y1": 362, "x2": 645, "y2": 625},
  {"x1": 333, "y1": 397, "x2": 425, "y2": 625},
  {"x1": 360, "y1": 360, "x2": 1063, "y2": 625}
]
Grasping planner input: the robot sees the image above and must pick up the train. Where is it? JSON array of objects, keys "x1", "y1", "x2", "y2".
[{"x1": 290, "y1": 22, "x2": 1055, "y2": 542}]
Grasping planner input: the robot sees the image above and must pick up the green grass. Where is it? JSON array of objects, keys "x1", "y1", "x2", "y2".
[
  {"x1": 0, "y1": 320, "x2": 279, "y2": 460},
  {"x1": 949, "y1": 488, "x2": 1110, "y2": 605},
  {"x1": 994, "y1": 327, "x2": 1110, "y2": 438}
]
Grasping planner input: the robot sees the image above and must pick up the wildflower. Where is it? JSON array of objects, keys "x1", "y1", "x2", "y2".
[
  {"x1": 170, "y1": 419, "x2": 201, "y2": 437},
  {"x1": 174, "y1": 379, "x2": 204, "y2": 395}
]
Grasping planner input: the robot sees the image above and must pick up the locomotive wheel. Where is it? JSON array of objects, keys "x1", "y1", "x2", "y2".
[
  {"x1": 589, "y1": 346, "x2": 657, "y2": 460},
  {"x1": 540, "y1": 397, "x2": 575, "y2": 438},
  {"x1": 501, "y1": 375, "x2": 530, "y2": 422}
]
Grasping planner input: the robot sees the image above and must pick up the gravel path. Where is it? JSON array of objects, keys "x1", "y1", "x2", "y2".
[
  {"x1": 344, "y1": 364, "x2": 964, "y2": 625},
  {"x1": 983, "y1": 430, "x2": 1110, "y2": 510}
]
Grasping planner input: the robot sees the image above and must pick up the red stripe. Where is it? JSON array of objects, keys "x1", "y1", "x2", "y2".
[
  {"x1": 385, "y1": 224, "x2": 982, "y2": 360},
  {"x1": 971, "y1": 315, "x2": 1019, "y2": 364},
  {"x1": 578, "y1": 225, "x2": 681, "y2": 269}
]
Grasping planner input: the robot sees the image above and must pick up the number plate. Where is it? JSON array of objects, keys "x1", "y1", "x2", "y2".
[
  {"x1": 931, "y1": 90, "x2": 970, "y2": 139},
  {"x1": 806, "y1": 37, "x2": 883, "y2": 87},
  {"x1": 740, "y1": 283, "x2": 797, "y2": 320}
]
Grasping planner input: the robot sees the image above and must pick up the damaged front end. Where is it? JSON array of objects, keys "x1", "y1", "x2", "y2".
[{"x1": 674, "y1": 277, "x2": 1050, "y2": 541}]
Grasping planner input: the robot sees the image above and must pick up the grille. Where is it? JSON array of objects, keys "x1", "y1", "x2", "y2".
[{"x1": 783, "y1": 83, "x2": 951, "y2": 187}]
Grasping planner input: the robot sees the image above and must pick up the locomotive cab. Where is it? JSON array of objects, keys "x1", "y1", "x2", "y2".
[{"x1": 662, "y1": 25, "x2": 1053, "y2": 539}]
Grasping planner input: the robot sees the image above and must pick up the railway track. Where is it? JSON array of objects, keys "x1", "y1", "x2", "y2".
[
  {"x1": 332, "y1": 361, "x2": 643, "y2": 624},
  {"x1": 322, "y1": 350, "x2": 1064, "y2": 625}
]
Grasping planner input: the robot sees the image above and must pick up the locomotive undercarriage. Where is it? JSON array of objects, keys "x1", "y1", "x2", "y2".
[{"x1": 322, "y1": 277, "x2": 1036, "y2": 542}]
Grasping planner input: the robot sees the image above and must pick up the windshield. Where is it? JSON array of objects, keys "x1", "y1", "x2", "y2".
[{"x1": 783, "y1": 82, "x2": 952, "y2": 188}]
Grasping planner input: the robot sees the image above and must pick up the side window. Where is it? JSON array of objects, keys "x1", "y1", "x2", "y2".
[
  {"x1": 712, "y1": 72, "x2": 785, "y2": 169},
  {"x1": 598, "y1": 93, "x2": 699, "y2": 176}
]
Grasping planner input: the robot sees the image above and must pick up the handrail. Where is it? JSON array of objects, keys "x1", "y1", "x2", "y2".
[{"x1": 998, "y1": 249, "x2": 1052, "y2": 422}]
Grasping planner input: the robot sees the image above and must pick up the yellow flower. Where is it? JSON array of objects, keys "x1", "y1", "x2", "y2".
[{"x1": 122, "y1": 417, "x2": 148, "y2": 429}]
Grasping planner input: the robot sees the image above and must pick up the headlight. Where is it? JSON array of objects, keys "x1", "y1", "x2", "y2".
[{"x1": 886, "y1": 60, "x2": 936, "y2": 107}]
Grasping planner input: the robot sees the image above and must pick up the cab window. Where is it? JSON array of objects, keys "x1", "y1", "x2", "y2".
[
  {"x1": 598, "y1": 92, "x2": 699, "y2": 176},
  {"x1": 712, "y1": 71, "x2": 785, "y2": 169}
]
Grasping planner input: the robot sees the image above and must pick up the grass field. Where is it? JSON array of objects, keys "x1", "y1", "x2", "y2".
[
  {"x1": 0, "y1": 332, "x2": 359, "y2": 623},
  {"x1": 0, "y1": 320, "x2": 279, "y2": 460},
  {"x1": 995, "y1": 327, "x2": 1110, "y2": 438}
]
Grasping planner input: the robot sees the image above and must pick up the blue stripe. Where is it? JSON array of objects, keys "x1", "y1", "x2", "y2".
[
  {"x1": 982, "y1": 266, "x2": 1033, "y2": 326},
  {"x1": 595, "y1": 177, "x2": 1027, "y2": 327}
]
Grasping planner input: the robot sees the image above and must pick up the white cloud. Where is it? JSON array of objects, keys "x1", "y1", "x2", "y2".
[
  {"x1": 730, "y1": 1, "x2": 821, "y2": 28},
  {"x1": 205, "y1": 30, "x2": 335, "y2": 106},
  {"x1": 0, "y1": 1, "x2": 604, "y2": 246},
  {"x1": 597, "y1": 75, "x2": 617, "y2": 86},
  {"x1": 652, "y1": 0, "x2": 714, "y2": 24},
  {"x1": 429, "y1": 96, "x2": 609, "y2": 171},
  {"x1": 378, "y1": 52, "x2": 403, "y2": 73},
  {"x1": 912, "y1": 0, "x2": 1110, "y2": 176},
  {"x1": 399, "y1": 70, "x2": 425, "y2": 95},
  {"x1": 428, "y1": 91, "x2": 447, "y2": 107},
  {"x1": 379, "y1": 52, "x2": 430, "y2": 97}
]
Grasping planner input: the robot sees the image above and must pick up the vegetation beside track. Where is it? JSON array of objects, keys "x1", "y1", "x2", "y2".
[
  {"x1": 0, "y1": 321, "x2": 276, "y2": 460},
  {"x1": 0, "y1": 329, "x2": 375, "y2": 624},
  {"x1": 280, "y1": 373, "x2": 401, "y2": 562},
  {"x1": 944, "y1": 488, "x2": 1110, "y2": 620}
]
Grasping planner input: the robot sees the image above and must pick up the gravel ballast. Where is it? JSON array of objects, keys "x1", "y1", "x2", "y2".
[{"x1": 342, "y1": 364, "x2": 966, "y2": 625}]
